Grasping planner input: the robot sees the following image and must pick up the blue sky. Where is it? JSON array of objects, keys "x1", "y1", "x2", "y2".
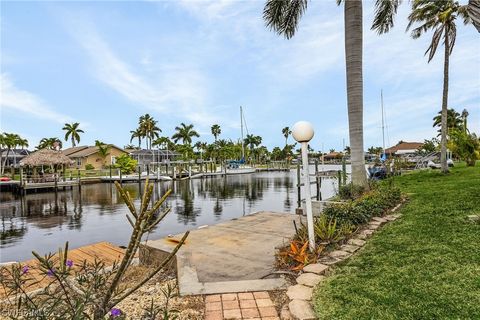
[{"x1": 1, "y1": 0, "x2": 479, "y2": 152}]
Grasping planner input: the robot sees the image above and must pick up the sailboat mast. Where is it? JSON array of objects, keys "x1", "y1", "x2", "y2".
[
  {"x1": 240, "y1": 106, "x2": 245, "y2": 160},
  {"x1": 381, "y1": 90, "x2": 386, "y2": 153}
]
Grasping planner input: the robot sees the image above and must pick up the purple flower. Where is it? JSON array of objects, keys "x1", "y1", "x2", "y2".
[
  {"x1": 66, "y1": 259, "x2": 73, "y2": 268},
  {"x1": 47, "y1": 269, "x2": 55, "y2": 277},
  {"x1": 21, "y1": 265, "x2": 29, "y2": 274},
  {"x1": 110, "y1": 308, "x2": 122, "y2": 317}
]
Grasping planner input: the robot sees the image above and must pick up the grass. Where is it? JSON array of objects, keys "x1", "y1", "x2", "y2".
[{"x1": 313, "y1": 163, "x2": 480, "y2": 319}]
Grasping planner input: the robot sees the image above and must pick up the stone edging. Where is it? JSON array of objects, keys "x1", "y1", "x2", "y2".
[{"x1": 284, "y1": 200, "x2": 405, "y2": 320}]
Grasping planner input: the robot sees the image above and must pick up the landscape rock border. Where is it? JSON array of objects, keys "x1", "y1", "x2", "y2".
[{"x1": 282, "y1": 200, "x2": 405, "y2": 320}]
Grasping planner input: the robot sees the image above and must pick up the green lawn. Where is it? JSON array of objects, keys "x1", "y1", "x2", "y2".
[{"x1": 313, "y1": 163, "x2": 480, "y2": 319}]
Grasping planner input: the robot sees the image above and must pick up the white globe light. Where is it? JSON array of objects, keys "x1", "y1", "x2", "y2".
[{"x1": 292, "y1": 121, "x2": 314, "y2": 142}]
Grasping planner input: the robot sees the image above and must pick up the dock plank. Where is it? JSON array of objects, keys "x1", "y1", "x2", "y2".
[{"x1": 0, "y1": 242, "x2": 127, "y2": 299}]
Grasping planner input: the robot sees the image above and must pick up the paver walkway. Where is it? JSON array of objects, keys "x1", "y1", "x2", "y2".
[{"x1": 205, "y1": 291, "x2": 280, "y2": 320}]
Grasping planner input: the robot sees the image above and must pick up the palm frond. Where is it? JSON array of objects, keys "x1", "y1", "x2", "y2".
[
  {"x1": 447, "y1": 22, "x2": 457, "y2": 55},
  {"x1": 425, "y1": 24, "x2": 444, "y2": 61},
  {"x1": 468, "y1": 0, "x2": 480, "y2": 31},
  {"x1": 371, "y1": 0, "x2": 402, "y2": 34},
  {"x1": 263, "y1": 0, "x2": 308, "y2": 39}
]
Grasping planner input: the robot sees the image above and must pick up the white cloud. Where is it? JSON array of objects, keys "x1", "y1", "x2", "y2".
[
  {"x1": 65, "y1": 17, "x2": 231, "y2": 128},
  {"x1": 0, "y1": 73, "x2": 74, "y2": 125}
]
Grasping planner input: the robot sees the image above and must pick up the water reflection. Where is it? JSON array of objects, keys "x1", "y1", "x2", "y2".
[{"x1": 0, "y1": 170, "x2": 339, "y2": 262}]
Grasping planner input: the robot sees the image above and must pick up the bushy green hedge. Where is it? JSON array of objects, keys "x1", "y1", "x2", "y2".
[{"x1": 323, "y1": 186, "x2": 402, "y2": 227}]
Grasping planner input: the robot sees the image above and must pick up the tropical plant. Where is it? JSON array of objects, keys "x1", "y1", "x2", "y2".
[
  {"x1": 0, "y1": 180, "x2": 188, "y2": 319},
  {"x1": 313, "y1": 215, "x2": 353, "y2": 244},
  {"x1": 172, "y1": 123, "x2": 199, "y2": 146},
  {"x1": 282, "y1": 126, "x2": 291, "y2": 146},
  {"x1": 114, "y1": 154, "x2": 138, "y2": 174},
  {"x1": 95, "y1": 140, "x2": 111, "y2": 168},
  {"x1": 448, "y1": 129, "x2": 479, "y2": 166},
  {"x1": 211, "y1": 124, "x2": 221, "y2": 142},
  {"x1": 63, "y1": 122, "x2": 84, "y2": 147},
  {"x1": 263, "y1": 0, "x2": 369, "y2": 187},
  {"x1": 139, "y1": 114, "x2": 161, "y2": 150},
  {"x1": 433, "y1": 108, "x2": 463, "y2": 137},
  {"x1": 0, "y1": 132, "x2": 29, "y2": 174},
  {"x1": 406, "y1": 0, "x2": 471, "y2": 173},
  {"x1": 153, "y1": 136, "x2": 175, "y2": 151},
  {"x1": 461, "y1": 108, "x2": 469, "y2": 133},
  {"x1": 277, "y1": 240, "x2": 321, "y2": 271},
  {"x1": 418, "y1": 138, "x2": 439, "y2": 155},
  {"x1": 130, "y1": 128, "x2": 144, "y2": 149},
  {"x1": 37, "y1": 137, "x2": 62, "y2": 150}
]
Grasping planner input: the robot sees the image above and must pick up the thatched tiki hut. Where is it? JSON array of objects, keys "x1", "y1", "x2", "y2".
[{"x1": 20, "y1": 149, "x2": 74, "y2": 183}]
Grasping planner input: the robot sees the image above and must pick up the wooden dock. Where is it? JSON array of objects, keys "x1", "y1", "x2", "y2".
[{"x1": 0, "y1": 242, "x2": 127, "y2": 299}]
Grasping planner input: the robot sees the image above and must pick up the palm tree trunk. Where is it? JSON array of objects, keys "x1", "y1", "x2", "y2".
[
  {"x1": 344, "y1": 0, "x2": 368, "y2": 188},
  {"x1": 440, "y1": 30, "x2": 449, "y2": 173},
  {"x1": 2, "y1": 149, "x2": 11, "y2": 175}
]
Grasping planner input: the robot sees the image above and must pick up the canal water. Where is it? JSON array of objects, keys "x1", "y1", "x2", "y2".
[{"x1": 0, "y1": 166, "x2": 345, "y2": 262}]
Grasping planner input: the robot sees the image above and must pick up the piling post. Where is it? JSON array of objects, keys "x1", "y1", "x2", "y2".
[
  {"x1": 109, "y1": 166, "x2": 112, "y2": 181},
  {"x1": 20, "y1": 167, "x2": 24, "y2": 188},
  {"x1": 315, "y1": 159, "x2": 320, "y2": 200},
  {"x1": 337, "y1": 170, "x2": 342, "y2": 189},
  {"x1": 296, "y1": 163, "x2": 301, "y2": 208},
  {"x1": 342, "y1": 157, "x2": 347, "y2": 186},
  {"x1": 119, "y1": 169, "x2": 123, "y2": 185}
]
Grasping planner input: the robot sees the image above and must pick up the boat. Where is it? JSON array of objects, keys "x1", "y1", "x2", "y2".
[{"x1": 225, "y1": 106, "x2": 256, "y2": 175}]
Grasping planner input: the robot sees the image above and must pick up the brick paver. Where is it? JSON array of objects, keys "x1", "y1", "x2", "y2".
[{"x1": 205, "y1": 291, "x2": 280, "y2": 320}]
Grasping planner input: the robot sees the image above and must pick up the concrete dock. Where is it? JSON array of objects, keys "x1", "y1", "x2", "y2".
[{"x1": 141, "y1": 211, "x2": 301, "y2": 295}]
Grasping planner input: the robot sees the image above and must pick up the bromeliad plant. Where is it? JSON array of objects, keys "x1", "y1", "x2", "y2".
[
  {"x1": 0, "y1": 179, "x2": 188, "y2": 320},
  {"x1": 277, "y1": 240, "x2": 324, "y2": 271}
]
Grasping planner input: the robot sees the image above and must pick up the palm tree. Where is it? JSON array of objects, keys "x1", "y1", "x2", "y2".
[
  {"x1": 63, "y1": 122, "x2": 84, "y2": 147},
  {"x1": 263, "y1": 0, "x2": 368, "y2": 187},
  {"x1": 172, "y1": 123, "x2": 200, "y2": 146},
  {"x1": 407, "y1": 0, "x2": 470, "y2": 173},
  {"x1": 130, "y1": 128, "x2": 144, "y2": 149},
  {"x1": 95, "y1": 140, "x2": 110, "y2": 168},
  {"x1": 461, "y1": 108, "x2": 469, "y2": 133},
  {"x1": 37, "y1": 137, "x2": 62, "y2": 150},
  {"x1": 211, "y1": 124, "x2": 221, "y2": 142},
  {"x1": 282, "y1": 127, "x2": 291, "y2": 146},
  {"x1": 1, "y1": 133, "x2": 28, "y2": 174},
  {"x1": 139, "y1": 114, "x2": 161, "y2": 150},
  {"x1": 433, "y1": 108, "x2": 463, "y2": 137}
]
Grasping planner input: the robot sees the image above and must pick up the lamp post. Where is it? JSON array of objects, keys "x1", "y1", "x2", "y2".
[{"x1": 292, "y1": 121, "x2": 315, "y2": 252}]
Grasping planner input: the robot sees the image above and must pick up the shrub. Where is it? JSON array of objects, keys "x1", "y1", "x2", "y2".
[
  {"x1": 324, "y1": 186, "x2": 402, "y2": 227},
  {"x1": 85, "y1": 163, "x2": 95, "y2": 170},
  {"x1": 114, "y1": 154, "x2": 138, "y2": 174},
  {"x1": 338, "y1": 183, "x2": 365, "y2": 200}
]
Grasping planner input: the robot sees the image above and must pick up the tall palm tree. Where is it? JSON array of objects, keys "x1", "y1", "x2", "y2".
[
  {"x1": 433, "y1": 108, "x2": 463, "y2": 137},
  {"x1": 282, "y1": 127, "x2": 291, "y2": 146},
  {"x1": 172, "y1": 123, "x2": 200, "y2": 146},
  {"x1": 407, "y1": 0, "x2": 470, "y2": 173},
  {"x1": 139, "y1": 114, "x2": 161, "y2": 150},
  {"x1": 263, "y1": 0, "x2": 368, "y2": 187},
  {"x1": 130, "y1": 128, "x2": 144, "y2": 149},
  {"x1": 211, "y1": 124, "x2": 221, "y2": 142},
  {"x1": 63, "y1": 122, "x2": 84, "y2": 147},
  {"x1": 461, "y1": 108, "x2": 469, "y2": 133}
]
